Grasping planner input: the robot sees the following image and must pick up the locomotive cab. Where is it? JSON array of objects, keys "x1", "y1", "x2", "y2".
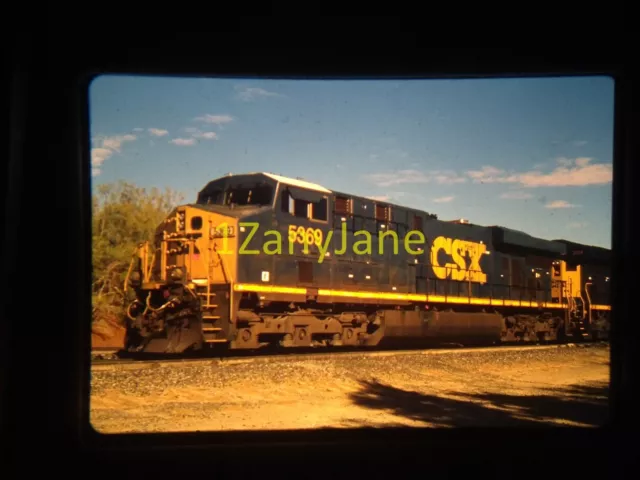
[{"x1": 122, "y1": 173, "x2": 279, "y2": 353}]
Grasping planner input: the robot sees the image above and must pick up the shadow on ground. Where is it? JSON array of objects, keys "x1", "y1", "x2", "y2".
[{"x1": 346, "y1": 380, "x2": 609, "y2": 428}]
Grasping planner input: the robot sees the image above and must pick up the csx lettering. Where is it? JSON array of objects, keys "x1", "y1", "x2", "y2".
[
  {"x1": 430, "y1": 236, "x2": 487, "y2": 283},
  {"x1": 288, "y1": 225, "x2": 323, "y2": 247}
]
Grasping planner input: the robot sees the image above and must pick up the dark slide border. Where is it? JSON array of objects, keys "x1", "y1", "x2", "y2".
[{"x1": 6, "y1": 36, "x2": 638, "y2": 477}]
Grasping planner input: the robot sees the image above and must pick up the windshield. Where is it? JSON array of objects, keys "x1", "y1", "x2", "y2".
[{"x1": 197, "y1": 182, "x2": 274, "y2": 207}]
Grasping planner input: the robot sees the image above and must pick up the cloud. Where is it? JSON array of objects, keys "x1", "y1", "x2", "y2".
[
  {"x1": 169, "y1": 138, "x2": 197, "y2": 146},
  {"x1": 499, "y1": 190, "x2": 534, "y2": 200},
  {"x1": 148, "y1": 128, "x2": 168, "y2": 136},
  {"x1": 364, "y1": 169, "x2": 466, "y2": 187},
  {"x1": 99, "y1": 134, "x2": 136, "y2": 152},
  {"x1": 432, "y1": 171, "x2": 467, "y2": 185},
  {"x1": 573, "y1": 140, "x2": 588, "y2": 147},
  {"x1": 545, "y1": 200, "x2": 579, "y2": 209},
  {"x1": 193, "y1": 114, "x2": 234, "y2": 125},
  {"x1": 91, "y1": 147, "x2": 113, "y2": 168},
  {"x1": 192, "y1": 131, "x2": 218, "y2": 140},
  {"x1": 433, "y1": 196, "x2": 455, "y2": 203},
  {"x1": 555, "y1": 158, "x2": 574, "y2": 167},
  {"x1": 180, "y1": 127, "x2": 218, "y2": 140},
  {"x1": 234, "y1": 86, "x2": 283, "y2": 102},
  {"x1": 362, "y1": 192, "x2": 430, "y2": 206},
  {"x1": 90, "y1": 134, "x2": 138, "y2": 176},
  {"x1": 132, "y1": 127, "x2": 144, "y2": 132},
  {"x1": 366, "y1": 157, "x2": 612, "y2": 192},
  {"x1": 466, "y1": 157, "x2": 612, "y2": 187}
]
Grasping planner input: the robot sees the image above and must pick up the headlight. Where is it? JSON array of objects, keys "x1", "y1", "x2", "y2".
[{"x1": 170, "y1": 268, "x2": 184, "y2": 281}]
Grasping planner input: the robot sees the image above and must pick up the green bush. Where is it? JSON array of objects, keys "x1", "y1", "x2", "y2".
[{"x1": 92, "y1": 181, "x2": 184, "y2": 325}]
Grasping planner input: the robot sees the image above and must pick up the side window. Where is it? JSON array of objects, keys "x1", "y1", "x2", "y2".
[
  {"x1": 311, "y1": 198, "x2": 328, "y2": 221},
  {"x1": 281, "y1": 189, "x2": 292, "y2": 213},
  {"x1": 293, "y1": 198, "x2": 308, "y2": 218},
  {"x1": 280, "y1": 186, "x2": 328, "y2": 222}
]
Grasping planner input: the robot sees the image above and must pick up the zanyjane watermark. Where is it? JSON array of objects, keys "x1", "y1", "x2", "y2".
[
  {"x1": 212, "y1": 222, "x2": 488, "y2": 277},
  {"x1": 210, "y1": 221, "x2": 423, "y2": 263}
]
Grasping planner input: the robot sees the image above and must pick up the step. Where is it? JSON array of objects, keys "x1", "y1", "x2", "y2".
[
  {"x1": 203, "y1": 315, "x2": 221, "y2": 320},
  {"x1": 204, "y1": 339, "x2": 228, "y2": 343},
  {"x1": 203, "y1": 327, "x2": 222, "y2": 332},
  {"x1": 202, "y1": 304, "x2": 219, "y2": 309}
]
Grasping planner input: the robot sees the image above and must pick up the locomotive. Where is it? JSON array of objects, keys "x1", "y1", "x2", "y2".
[{"x1": 122, "y1": 172, "x2": 611, "y2": 354}]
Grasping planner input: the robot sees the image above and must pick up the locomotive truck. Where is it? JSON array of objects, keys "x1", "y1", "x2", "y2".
[{"x1": 121, "y1": 172, "x2": 611, "y2": 354}]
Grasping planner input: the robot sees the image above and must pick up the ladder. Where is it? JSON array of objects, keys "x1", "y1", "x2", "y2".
[
  {"x1": 196, "y1": 281, "x2": 226, "y2": 344},
  {"x1": 197, "y1": 220, "x2": 229, "y2": 345},
  {"x1": 564, "y1": 281, "x2": 590, "y2": 340}
]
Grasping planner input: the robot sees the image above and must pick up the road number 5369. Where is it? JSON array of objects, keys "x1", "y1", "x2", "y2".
[{"x1": 288, "y1": 225, "x2": 323, "y2": 247}]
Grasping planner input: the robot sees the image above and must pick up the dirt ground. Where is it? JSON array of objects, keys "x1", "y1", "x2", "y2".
[
  {"x1": 90, "y1": 343, "x2": 610, "y2": 433},
  {"x1": 91, "y1": 321, "x2": 126, "y2": 349}
]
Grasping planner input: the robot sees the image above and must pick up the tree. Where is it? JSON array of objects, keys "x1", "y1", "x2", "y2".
[{"x1": 91, "y1": 181, "x2": 184, "y2": 324}]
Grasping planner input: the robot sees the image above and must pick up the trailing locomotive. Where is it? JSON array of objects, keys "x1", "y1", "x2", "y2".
[{"x1": 122, "y1": 172, "x2": 611, "y2": 353}]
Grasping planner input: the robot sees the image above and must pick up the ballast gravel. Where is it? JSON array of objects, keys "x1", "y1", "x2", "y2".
[{"x1": 90, "y1": 343, "x2": 610, "y2": 433}]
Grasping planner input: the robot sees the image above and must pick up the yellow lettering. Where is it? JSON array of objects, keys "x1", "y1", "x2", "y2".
[
  {"x1": 404, "y1": 231, "x2": 425, "y2": 255},
  {"x1": 313, "y1": 228, "x2": 323, "y2": 247},
  {"x1": 335, "y1": 222, "x2": 347, "y2": 255},
  {"x1": 238, "y1": 222, "x2": 259, "y2": 255},
  {"x1": 217, "y1": 222, "x2": 231, "y2": 254},
  {"x1": 379, "y1": 229, "x2": 398, "y2": 255},
  {"x1": 287, "y1": 225, "x2": 325, "y2": 255},
  {"x1": 430, "y1": 236, "x2": 486, "y2": 283},
  {"x1": 467, "y1": 242, "x2": 487, "y2": 283},
  {"x1": 263, "y1": 230, "x2": 282, "y2": 255},
  {"x1": 450, "y1": 239, "x2": 467, "y2": 281},
  {"x1": 317, "y1": 230, "x2": 333, "y2": 264},
  {"x1": 353, "y1": 230, "x2": 372, "y2": 255},
  {"x1": 430, "y1": 236, "x2": 450, "y2": 280},
  {"x1": 305, "y1": 228, "x2": 314, "y2": 245},
  {"x1": 296, "y1": 226, "x2": 306, "y2": 244}
]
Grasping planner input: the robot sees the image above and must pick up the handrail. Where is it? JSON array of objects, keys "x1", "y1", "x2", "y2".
[{"x1": 584, "y1": 282, "x2": 593, "y2": 324}]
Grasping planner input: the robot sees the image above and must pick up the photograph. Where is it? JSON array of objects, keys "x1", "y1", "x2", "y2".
[{"x1": 88, "y1": 74, "x2": 613, "y2": 434}]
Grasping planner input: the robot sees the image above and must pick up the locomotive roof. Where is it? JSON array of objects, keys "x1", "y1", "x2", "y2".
[
  {"x1": 212, "y1": 174, "x2": 610, "y2": 254},
  {"x1": 260, "y1": 172, "x2": 332, "y2": 194}
]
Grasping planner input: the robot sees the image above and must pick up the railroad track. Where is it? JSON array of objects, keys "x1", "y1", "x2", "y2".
[{"x1": 91, "y1": 341, "x2": 609, "y2": 368}]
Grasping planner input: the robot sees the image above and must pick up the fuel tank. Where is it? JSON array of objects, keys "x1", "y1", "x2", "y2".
[{"x1": 367, "y1": 309, "x2": 504, "y2": 347}]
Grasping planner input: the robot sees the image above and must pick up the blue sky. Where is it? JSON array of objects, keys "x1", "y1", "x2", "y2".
[{"x1": 89, "y1": 75, "x2": 615, "y2": 249}]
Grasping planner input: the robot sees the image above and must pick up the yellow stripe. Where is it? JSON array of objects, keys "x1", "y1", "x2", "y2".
[
  {"x1": 592, "y1": 304, "x2": 611, "y2": 311},
  {"x1": 234, "y1": 284, "x2": 307, "y2": 295},
  {"x1": 319, "y1": 289, "x2": 427, "y2": 302},
  {"x1": 233, "y1": 283, "x2": 587, "y2": 310}
]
